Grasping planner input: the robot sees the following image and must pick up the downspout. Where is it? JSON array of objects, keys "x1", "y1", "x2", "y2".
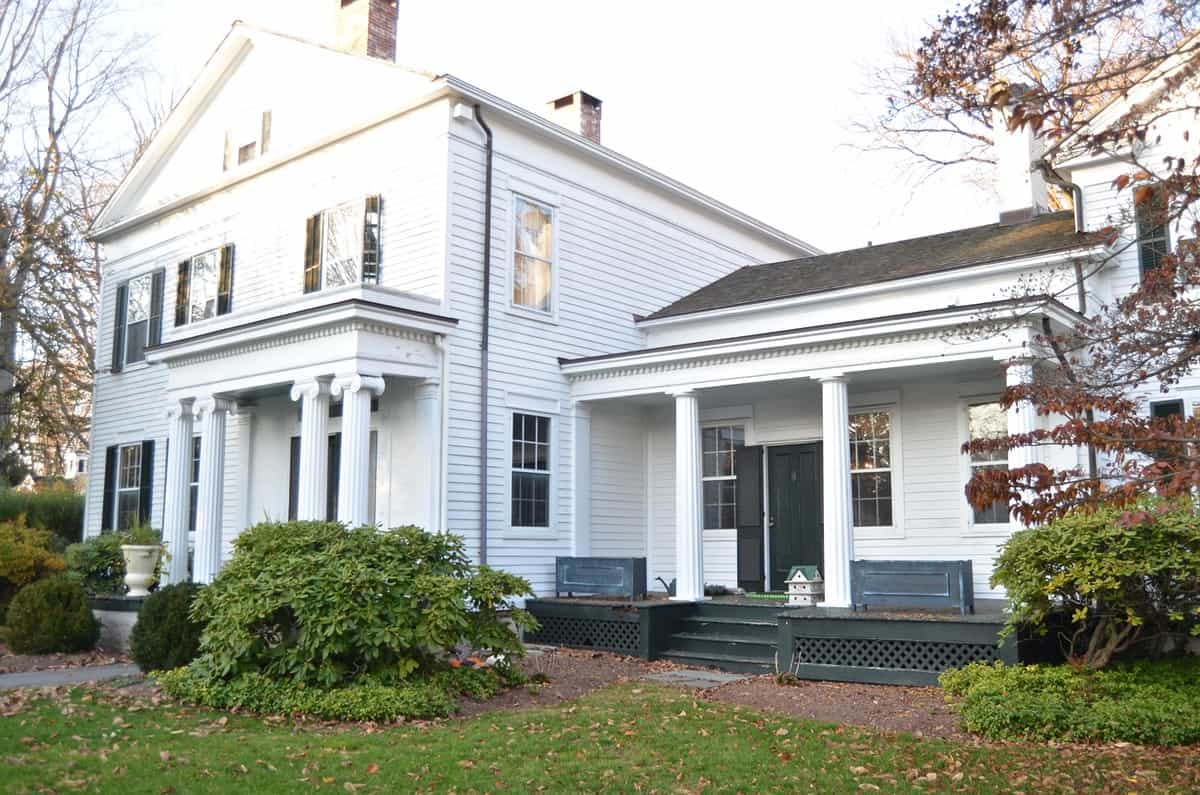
[
  {"x1": 1034, "y1": 159, "x2": 1087, "y2": 313},
  {"x1": 474, "y1": 103, "x2": 494, "y2": 566}
]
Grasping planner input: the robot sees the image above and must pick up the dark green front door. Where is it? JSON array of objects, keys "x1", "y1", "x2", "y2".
[{"x1": 768, "y1": 444, "x2": 822, "y2": 589}]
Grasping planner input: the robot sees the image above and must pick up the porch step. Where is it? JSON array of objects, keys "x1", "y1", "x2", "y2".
[
  {"x1": 658, "y1": 649, "x2": 775, "y2": 675},
  {"x1": 680, "y1": 615, "x2": 778, "y2": 641},
  {"x1": 667, "y1": 632, "x2": 776, "y2": 659},
  {"x1": 691, "y1": 602, "x2": 787, "y2": 622}
]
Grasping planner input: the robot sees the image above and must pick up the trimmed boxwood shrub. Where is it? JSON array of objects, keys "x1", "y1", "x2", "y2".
[
  {"x1": 65, "y1": 533, "x2": 126, "y2": 595},
  {"x1": 0, "y1": 519, "x2": 66, "y2": 624},
  {"x1": 940, "y1": 658, "x2": 1200, "y2": 745},
  {"x1": 6, "y1": 577, "x2": 99, "y2": 653},
  {"x1": 0, "y1": 486, "x2": 84, "y2": 545},
  {"x1": 131, "y1": 582, "x2": 206, "y2": 672}
]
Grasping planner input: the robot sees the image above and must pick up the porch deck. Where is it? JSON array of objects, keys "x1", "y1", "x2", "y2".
[{"x1": 525, "y1": 596, "x2": 1025, "y2": 684}]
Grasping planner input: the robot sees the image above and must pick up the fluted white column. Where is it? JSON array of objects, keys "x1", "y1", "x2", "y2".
[
  {"x1": 193, "y1": 397, "x2": 231, "y2": 584},
  {"x1": 1006, "y1": 360, "x2": 1037, "y2": 526},
  {"x1": 332, "y1": 374, "x2": 385, "y2": 527},
  {"x1": 821, "y1": 377, "x2": 854, "y2": 607},
  {"x1": 415, "y1": 378, "x2": 442, "y2": 531},
  {"x1": 163, "y1": 398, "x2": 194, "y2": 584},
  {"x1": 672, "y1": 389, "x2": 705, "y2": 602},
  {"x1": 290, "y1": 377, "x2": 332, "y2": 521}
]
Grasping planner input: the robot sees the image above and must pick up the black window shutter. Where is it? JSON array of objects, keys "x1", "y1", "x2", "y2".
[
  {"x1": 148, "y1": 269, "x2": 165, "y2": 347},
  {"x1": 326, "y1": 433, "x2": 341, "y2": 522},
  {"x1": 138, "y1": 439, "x2": 155, "y2": 525},
  {"x1": 217, "y1": 243, "x2": 235, "y2": 315},
  {"x1": 110, "y1": 284, "x2": 128, "y2": 373},
  {"x1": 362, "y1": 195, "x2": 381, "y2": 284},
  {"x1": 734, "y1": 445, "x2": 764, "y2": 593},
  {"x1": 288, "y1": 436, "x2": 300, "y2": 521},
  {"x1": 304, "y1": 214, "x2": 323, "y2": 293},
  {"x1": 101, "y1": 445, "x2": 118, "y2": 532},
  {"x1": 175, "y1": 260, "x2": 191, "y2": 327}
]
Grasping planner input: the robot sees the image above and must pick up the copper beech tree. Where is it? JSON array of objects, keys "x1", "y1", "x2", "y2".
[{"x1": 896, "y1": 0, "x2": 1200, "y2": 524}]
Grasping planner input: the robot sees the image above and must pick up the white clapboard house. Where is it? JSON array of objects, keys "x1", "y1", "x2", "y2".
[{"x1": 84, "y1": 2, "x2": 1196, "y2": 611}]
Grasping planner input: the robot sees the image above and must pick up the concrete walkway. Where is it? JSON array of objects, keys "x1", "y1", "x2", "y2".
[
  {"x1": 0, "y1": 663, "x2": 141, "y2": 690},
  {"x1": 640, "y1": 669, "x2": 748, "y2": 689}
]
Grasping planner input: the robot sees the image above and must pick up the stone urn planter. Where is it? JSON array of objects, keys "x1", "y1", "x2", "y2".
[{"x1": 121, "y1": 544, "x2": 162, "y2": 597}]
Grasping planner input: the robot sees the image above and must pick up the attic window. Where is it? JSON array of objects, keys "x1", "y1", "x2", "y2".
[
  {"x1": 237, "y1": 143, "x2": 257, "y2": 165},
  {"x1": 224, "y1": 110, "x2": 272, "y2": 171}
]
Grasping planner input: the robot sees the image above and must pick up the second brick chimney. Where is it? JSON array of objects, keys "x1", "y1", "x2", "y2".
[
  {"x1": 547, "y1": 91, "x2": 602, "y2": 144},
  {"x1": 337, "y1": 0, "x2": 398, "y2": 61}
]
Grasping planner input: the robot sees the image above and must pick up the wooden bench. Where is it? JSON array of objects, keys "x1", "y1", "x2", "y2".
[
  {"x1": 850, "y1": 559, "x2": 975, "y2": 615},
  {"x1": 555, "y1": 556, "x2": 647, "y2": 600}
]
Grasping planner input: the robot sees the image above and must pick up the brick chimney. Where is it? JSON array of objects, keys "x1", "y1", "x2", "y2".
[
  {"x1": 337, "y1": 0, "x2": 398, "y2": 61},
  {"x1": 547, "y1": 91, "x2": 602, "y2": 144},
  {"x1": 989, "y1": 80, "x2": 1049, "y2": 224}
]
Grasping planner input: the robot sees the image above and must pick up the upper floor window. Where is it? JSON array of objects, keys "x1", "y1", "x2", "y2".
[
  {"x1": 511, "y1": 412, "x2": 551, "y2": 528},
  {"x1": 1137, "y1": 185, "x2": 1171, "y2": 278},
  {"x1": 966, "y1": 401, "x2": 1009, "y2": 526},
  {"x1": 111, "y1": 270, "x2": 164, "y2": 372},
  {"x1": 304, "y1": 195, "x2": 382, "y2": 293},
  {"x1": 702, "y1": 425, "x2": 744, "y2": 530},
  {"x1": 850, "y1": 411, "x2": 893, "y2": 527},
  {"x1": 223, "y1": 110, "x2": 271, "y2": 171},
  {"x1": 175, "y1": 245, "x2": 235, "y2": 326},
  {"x1": 512, "y1": 196, "x2": 554, "y2": 313}
]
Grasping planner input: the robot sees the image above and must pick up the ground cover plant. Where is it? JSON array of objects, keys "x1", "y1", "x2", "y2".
[
  {"x1": 940, "y1": 657, "x2": 1200, "y2": 746},
  {"x1": 160, "y1": 521, "x2": 536, "y2": 720},
  {"x1": 2, "y1": 682, "x2": 1198, "y2": 794}
]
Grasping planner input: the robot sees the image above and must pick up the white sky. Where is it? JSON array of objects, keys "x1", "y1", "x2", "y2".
[{"x1": 128, "y1": 0, "x2": 1000, "y2": 254}]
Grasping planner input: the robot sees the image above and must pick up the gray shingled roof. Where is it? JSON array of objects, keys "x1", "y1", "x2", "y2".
[{"x1": 645, "y1": 211, "x2": 1103, "y2": 321}]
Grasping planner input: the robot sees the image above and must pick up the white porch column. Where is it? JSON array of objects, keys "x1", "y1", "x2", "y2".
[
  {"x1": 1006, "y1": 360, "x2": 1038, "y2": 525},
  {"x1": 571, "y1": 402, "x2": 592, "y2": 557},
  {"x1": 290, "y1": 377, "x2": 332, "y2": 521},
  {"x1": 332, "y1": 374, "x2": 385, "y2": 527},
  {"x1": 193, "y1": 397, "x2": 231, "y2": 584},
  {"x1": 671, "y1": 389, "x2": 705, "y2": 602},
  {"x1": 162, "y1": 398, "x2": 194, "y2": 584},
  {"x1": 414, "y1": 378, "x2": 442, "y2": 531},
  {"x1": 820, "y1": 377, "x2": 854, "y2": 608}
]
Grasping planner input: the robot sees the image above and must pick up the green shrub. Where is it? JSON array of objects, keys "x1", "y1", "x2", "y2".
[
  {"x1": 0, "y1": 486, "x2": 84, "y2": 545},
  {"x1": 65, "y1": 533, "x2": 126, "y2": 595},
  {"x1": 941, "y1": 658, "x2": 1200, "y2": 745},
  {"x1": 6, "y1": 576, "x2": 99, "y2": 653},
  {"x1": 188, "y1": 522, "x2": 537, "y2": 688},
  {"x1": 992, "y1": 497, "x2": 1200, "y2": 668},
  {"x1": 0, "y1": 519, "x2": 66, "y2": 622},
  {"x1": 131, "y1": 583, "x2": 206, "y2": 672}
]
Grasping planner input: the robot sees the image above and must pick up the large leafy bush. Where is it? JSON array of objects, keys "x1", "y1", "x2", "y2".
[
  {"x1": 65, "y1": 533, "x2": 126, "y2": 595},
  {"x1": 0, "y1": 519, "x2": 66, "y2": 623},
  {"x1": 941, "y1": 659, "x2": 1200, "y2": 745},
  {"x1": 131, "y1": 582, "x2": 206, "y2": 672},
  {"x1": 6, "y1": 577, "x2": 99, "y2": 653},
  {"x1": 188, "y1": 522, "x2": 536, "y2": 688},
  {"x1": 0, "y1": 485, "x2": 84, "y2": 545},
  {"x1": 992, "y1": 497, "x2": 1200, "y2": 668}
]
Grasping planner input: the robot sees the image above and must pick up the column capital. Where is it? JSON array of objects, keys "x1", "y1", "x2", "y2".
[
  {"x1": 814, "y1": 373, "x2": 847, "y2": 384},
  {"x1": 414, "y1": 377, "x2": 441, "y2": 400},
  {"x1": 290, "y1": 376, "x2": 332, "y2": 402},
  {"x1": 666, "y1": 387, "x2": 698, "y2": 399},
  {"x1": 193, "y1": 396, "x2": 235, "y2": 420},
  {"x1": 331, "y1": 373, "x2": 386, "y2": 399},
  {"x1": 165, "y1": 397, "x2": 195, "y2": 421}
]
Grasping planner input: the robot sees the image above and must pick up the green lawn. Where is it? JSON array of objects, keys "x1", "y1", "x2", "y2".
[{"x1": 2, "y1": 682, "x2": 1197, "y2": 794}]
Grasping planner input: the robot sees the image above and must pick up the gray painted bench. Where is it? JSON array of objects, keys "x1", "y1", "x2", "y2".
[
  {"x1": 850, "y1": 559, "x2": 975, "y2": 615},
  {"x1": 555, "y1": 556, "x2": 647, "y2": 600}
]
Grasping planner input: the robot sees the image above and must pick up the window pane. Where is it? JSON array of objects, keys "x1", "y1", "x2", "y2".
[
  {"x1": 968, "y1": 403, "x2": 1007, "y2": 463},
  {"x1": 701, "y1": 428, "x2": 717, "y2": 455},
  {"x1": 513, "y1": 254, "x2": 552, "y2": 311},
  {"x1": 126, "y1": 274, "x2": 153, "y2": 323},
  {"x1": 514, "y1": 198, "x2": 553, "y2": 259},
  {"x1": 189, "y1": 250, "x2": 220, "y2": 322},
  {"x1": 511, "y1": 472, "x2": 549, "y2": 528},
  {"x1": 124, "y1": 320, "x2": 148, "y2": 365},
  {"x1": 322, "y1": 199, "x2": 364, "y2": 287},
  {"x1": 117, "y1": 492, "x2": 140, "y2": 531},
  {"x1": 118, "y1": 445, "x2": 141, "y2": 489}
]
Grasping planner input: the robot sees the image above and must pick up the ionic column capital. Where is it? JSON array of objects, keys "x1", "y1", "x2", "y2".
[
  {"x1": 414, "y1": 378, "x2": 441, "y2": 401},
  {"x1": 290, "y1": 376, "x2": 332, "y2": 402},
  {"x1": 193, "y1": 396, "x2": 235, "y2": 420},
  {"x1": 331, "y1": 374, "x2": 386, "y2": 399},
  {"x1": 667, "y1": 387, "x2": 699, "y2": 400},
  {"x1": 166, "y1": 397, "x2": 195, "y2": 422}
]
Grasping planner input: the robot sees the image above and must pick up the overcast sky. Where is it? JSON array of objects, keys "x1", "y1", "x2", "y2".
[{"x1": 129, "y1": 0, "x2": 999, "y2": 254}]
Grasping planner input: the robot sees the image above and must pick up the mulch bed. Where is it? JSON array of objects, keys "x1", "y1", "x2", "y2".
[{"x1": 0, "y1": 641, "x2": 130, "y2": 675}]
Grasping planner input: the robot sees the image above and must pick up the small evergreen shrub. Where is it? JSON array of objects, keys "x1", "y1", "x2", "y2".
[
  {"x1": 6, "y1": 577, "x2": 99, "y2": 653},
  {"x1": 65, "y1": 533, "x2": 126, "y2": 595},
  {"x1": 131, "y1": 582, "x2": 206, "y2": 672},
  {"x1": 0, "y1": 519, "x2": 66, "y2": 623},
  {"x1": 0, "y1": 486, "x2": 85, "y2": 545},
  {"x1": 940, "y1": 658, "x2": 1200, "y2": 745}
]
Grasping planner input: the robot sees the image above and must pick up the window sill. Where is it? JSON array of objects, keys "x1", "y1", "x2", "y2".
[
  {"x1": 502, "y1": 525, "x2": 557, "y2": 541},
  {"x1": 964, "y1": 522, "x2": 1013, "y2": 539},
  {"x1": 505, "y1": 303, "x2": 558, "y2": 325},
  {"x1": 854, "y1": 524, "x2": 904, "y2": 540},
  {"x1": 112, "y1": 361, "x2": 152, "y2": 375}
]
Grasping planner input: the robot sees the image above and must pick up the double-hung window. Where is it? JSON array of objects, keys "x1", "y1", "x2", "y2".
[
  {"x1": 123, "y1": 273, "x2": 155, "y2": 366},
  {"x1": 188, "y1": 436, "x2": 201, "y2": 534},
  {"x1": 303, "y1": 195, "x2": 382, "y2": 293},
  {"x1": 702, "y1": 425, "x2": 744, "y2": 530},
  {"x1": 849, "y1": 411, "x2": 893, "y2": 527},
  {"x1": 1136, "y1": 185, "x2": 1171, "y2": 278},
  {"x1": 966, "y1": 401, "x2": 1009, "y2": 526},
  {"x1": 175, "y1": 245, "x2": 235, "y2": 326},
  {"x1": 115, "y1": 443, "x2": 143, "y2": 531},
  {"x1": 101, "y1": 440, "x2": 154, "y2": 532},
  {"x1": 511, "y1": 413, "x2": 551, "y2": 528},
  {"x1": 512, "y1": 196, "x2": 554, "y2": 313}
]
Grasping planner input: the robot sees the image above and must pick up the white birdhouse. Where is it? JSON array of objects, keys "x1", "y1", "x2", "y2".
[{"x1": 785, "y1": 565, "x2": 824, "y2": 606}]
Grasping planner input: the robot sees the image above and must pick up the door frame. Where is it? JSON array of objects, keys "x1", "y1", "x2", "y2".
[{"x1": 762, "y1": 439, "x2": 823, "y2": 591}]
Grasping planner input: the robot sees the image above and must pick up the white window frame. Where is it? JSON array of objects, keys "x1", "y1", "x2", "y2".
[
  {"x1": 114, "y1": 442, "x2": 142, "y2": 531},
  {"x1": 181, "y1": 247, "x2": 222, "y2": 326},
  {"x1": 123, "y1": 272, "x2": 154, "y2": 367},
  {"x1": 701, "y1": 423, "x2": 745, "y2": 532},
  {"x1": 507, "y1": 192, "x2": 559, "y2": 322},
  {"x1": 958, "y1": 397, "x2": 1013, "y2": 537},
  {"x1": 318, "y1": 198, "x2": 369, "y2": 291},
  {"x1": 504, "y1": 402, "x2": 558, "y2": 540},
  {"x1": 848, "y1": 407, "x2": 904, "y2": 539}
]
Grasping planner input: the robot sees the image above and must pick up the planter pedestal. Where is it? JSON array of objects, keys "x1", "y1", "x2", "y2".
[{"x1": 88, "y1": 595, "x2": 147, "y2": 652}]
